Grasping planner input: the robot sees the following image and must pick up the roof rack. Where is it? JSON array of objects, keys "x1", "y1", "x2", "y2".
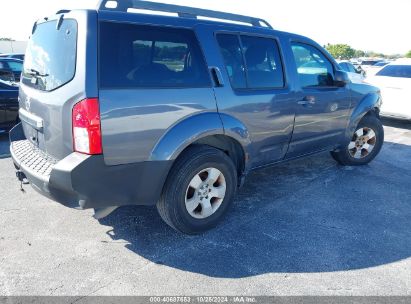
[{"x1": 97, "y1": 0, "x2": 273, "y2": 29}]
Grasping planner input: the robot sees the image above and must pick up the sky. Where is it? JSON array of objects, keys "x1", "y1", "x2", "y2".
[{"x1": 0, "y1": 0, "x2": 410, "y2": 55}]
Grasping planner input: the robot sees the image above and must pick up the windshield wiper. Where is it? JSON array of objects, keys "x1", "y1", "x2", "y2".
[{"x1": 26, "y1": 68, "x2": 49, "y2": 78}]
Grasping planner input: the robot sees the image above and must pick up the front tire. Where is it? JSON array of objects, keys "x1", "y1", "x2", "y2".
[
  {"x1": 157, "y1": 145, "x2": 237, "y2": 235},
  {"x1": 331, "y1": 114, "x2": 384, "y2": 166}
]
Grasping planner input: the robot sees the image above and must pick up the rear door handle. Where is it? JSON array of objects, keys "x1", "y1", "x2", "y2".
[{"x1": 210, "y1": 66, "x2": 224, "y2": 87}]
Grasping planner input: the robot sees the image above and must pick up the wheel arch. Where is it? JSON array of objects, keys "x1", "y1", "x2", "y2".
[
  {"x1": 149, "y1": 112, "x2": 251, "y2": 183},
  {"x1": 346, "y1": 92, "x2": 382, "y2": 138}
]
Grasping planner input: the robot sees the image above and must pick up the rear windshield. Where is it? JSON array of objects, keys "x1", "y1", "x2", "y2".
[
  {"x1": 22, "y1": 19, "x2": 77, "y2": 91},
  {"x1": 376, "y1": 65, "x2": 411, "y2": 78}
]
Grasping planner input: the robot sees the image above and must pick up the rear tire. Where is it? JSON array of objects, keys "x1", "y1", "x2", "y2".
[
  {"x1": 157, "y1": 145, "x2": 237, "y2": 235},
  {"x1": 331, "y1": 114, "x2": 384, "y2": 166}
]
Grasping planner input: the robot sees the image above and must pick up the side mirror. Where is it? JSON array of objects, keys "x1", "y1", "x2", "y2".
[{"x1": 334, "y1": 70, "x2": 350, "y2": 87}]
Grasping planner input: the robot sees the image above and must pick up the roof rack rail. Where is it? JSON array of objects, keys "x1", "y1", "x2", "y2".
[{"x1": 96, "y1": 0, "x2": 272, "y2": 29}]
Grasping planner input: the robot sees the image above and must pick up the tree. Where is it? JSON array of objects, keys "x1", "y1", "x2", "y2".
[
  {"x1": 406, "y1": 50, "x2": 411, "y2": 58},
  {"x1": 354, "y1": 49, "x2": 365, "y2": 58},
  {"x1": 325, "y1": 43, "x2": 356, "y2": 59}
]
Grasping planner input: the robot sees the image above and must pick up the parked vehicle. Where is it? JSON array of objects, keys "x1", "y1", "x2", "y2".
[
  {"x1": 0, "y1": 53, "x2": 25, "y2": 61},
  {"x1": 10, "y1": 0, "x2": 384, "y2": 234},
  {"x1": 360, "y1": 59, "x2": 384, "y2": 76},
  {"x1": 338, "y1": 61, "x2": 365, "y2": 83},
  {"x1": 366, "y1": 61, "x2": 389, "y2": 76},
  {"x1": 361, "y1": 60, "x2": 382, "y2": 67},
  {"x1": 0, "y1": 58, "x2": 23, "y2": 81},
  {"x1": 0, "y1": 70, "x2": 19, "y2": 133},
  {"x1": 373, "y1": 61, "x2": 389, "y2": 68},
  {"x1": 366, "y1": 59, "x2": 411, "y2": 120}
]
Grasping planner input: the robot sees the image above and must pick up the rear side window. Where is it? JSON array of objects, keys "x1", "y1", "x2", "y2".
[
  {"x1": 216, "y1": 34, "x2": 247, "y2": 89},
  {"x1": 291, "y1": 43, "x2": 335, "y2": 87},
  {"x1": 22, "y1": 19, "x2": 77, "y2": 91},
  {"x1": 99, "y1": 22, "x2": 211, "y2": 88},
  {"x1": 216, "y1": 34, "x2": 284, "y2": 89},
  {"x1": 376, "y1": 65, "x2": 411, "y2": 78}
]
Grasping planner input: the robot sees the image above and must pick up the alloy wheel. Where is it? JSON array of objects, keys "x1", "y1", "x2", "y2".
[
  {"x1": 185, "y1": 167, "x2": 227, "y2": 219},
  {"x1": 348, "y1": 127, "x2": 377, "y2": 159}
]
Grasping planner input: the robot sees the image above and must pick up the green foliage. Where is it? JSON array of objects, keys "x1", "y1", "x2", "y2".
[
  {"x1": 324, "y1": 43, "x2": 400, "y2": 59},
  {"x1": 325, "y1": 43, "x2": 355, "y2": 59},
  {"x1": 406, "y1": 50, "x2": 411, "y2": 58},
  {"x1": 354, "y1": 49, "x2": 365, "y2": 58}
]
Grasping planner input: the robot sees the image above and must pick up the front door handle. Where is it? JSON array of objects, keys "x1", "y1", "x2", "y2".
[{"x1": 297, "y1": 96, "x2": 316, "y2": 106}]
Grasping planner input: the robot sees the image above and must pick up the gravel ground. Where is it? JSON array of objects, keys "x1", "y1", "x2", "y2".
[{"x1": 0, "y1": 118, "x2": 410, "y2": 296}]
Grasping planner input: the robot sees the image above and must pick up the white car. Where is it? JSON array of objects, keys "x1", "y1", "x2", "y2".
[
  {"x1": 338, "y1": 61, "x2": 365, "y2": 83},
  {"x1": 365, "y1": 61, "x2": 389, "y2": 77},
  {"x1": 366, "y1": 59, "x2": 411, "y2": 120}
]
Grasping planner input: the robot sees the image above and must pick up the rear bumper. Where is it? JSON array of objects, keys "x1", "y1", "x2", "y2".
[{"x1": 10, "y1": 123, "x2": 172, "y2": 209}]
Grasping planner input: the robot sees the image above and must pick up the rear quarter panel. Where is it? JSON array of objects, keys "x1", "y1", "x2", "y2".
[{"x1": 99, "y1": 88, "x2": 219, "y2": 165}]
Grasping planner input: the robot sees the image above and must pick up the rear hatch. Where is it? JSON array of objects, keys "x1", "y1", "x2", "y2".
[{"x1": 19, "y1": 10, "x2": 98, "y2": 161}]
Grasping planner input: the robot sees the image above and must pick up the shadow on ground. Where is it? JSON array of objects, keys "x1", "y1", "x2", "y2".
[
  {"x1": 100, "y1": 138, "x2": 411, "y2": 278},
  {"x1": 0, "y1": 133, "x2": 10, "y2": 158},
  {"x1": 382, "y1": 117, "x2": 411, "y2": 130}
]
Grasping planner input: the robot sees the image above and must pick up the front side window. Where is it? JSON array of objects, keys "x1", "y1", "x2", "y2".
[
  {"x1": 291, "y1": 43, "x2": 335, "y2": 87},
  {"x1": 99, "y1": 22, "x2": 211, "y2": 88},
  {"x1": 241, "y1": 36, "x2": 284, "y2": 88}
]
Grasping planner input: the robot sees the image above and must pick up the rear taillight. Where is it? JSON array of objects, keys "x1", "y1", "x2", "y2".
[{"x1": 72, "y1": 98, "x2": 102, "y2": 155}]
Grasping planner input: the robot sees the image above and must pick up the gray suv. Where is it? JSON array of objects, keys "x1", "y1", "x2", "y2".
[{"x1": 10, "y1": 0, "x2": 384, "y2": 234}]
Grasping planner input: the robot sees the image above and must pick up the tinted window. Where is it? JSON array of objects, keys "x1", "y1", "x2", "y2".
[
  {"x1": 347, "y1": 63, "x2": 357, "y2": 73},
  {"x1": 291, "y1": 43, "x2": 334, "y2": 87},
  {"x1": 339, "y1": 62, "x2": 350, "y2": 72},
  {"x1": 361, "y1": 60, "x2": 380, "y2": 66},
  {"x1": 217, "y1": 34, "x2": 284, "y2": 89},
  {"x1": 241, "y1": 36, "x2": 284, "y2": 88},
  {"x1": 100, "y1": 23, "x2": 210, "y2": 88},
  {"x1": 216, "y1": 34, "x2": 247, "y2": 89},
  {"x1": 340, "y1": 62, "x2": 357, "y2": 73},
  {"x1": 0, "y1": 69, "x2": 15, "y2": 84},
  {"x1": 6, "y1": 61, "x2": 23, "y2": 73},
  {"x1": 22, "y1": 19, "x2": 77, "y2": 91},
  {"x1": 376, "y1": 65, "x2": 411, "y2": 78},
  {"x1": 374, "y1": 62, "x2": 388, "y2": 67}
]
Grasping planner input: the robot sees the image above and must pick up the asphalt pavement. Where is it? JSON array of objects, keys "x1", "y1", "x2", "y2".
[{"x1": 0, "y1": 118, "x2": 410, "y2": 296}]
